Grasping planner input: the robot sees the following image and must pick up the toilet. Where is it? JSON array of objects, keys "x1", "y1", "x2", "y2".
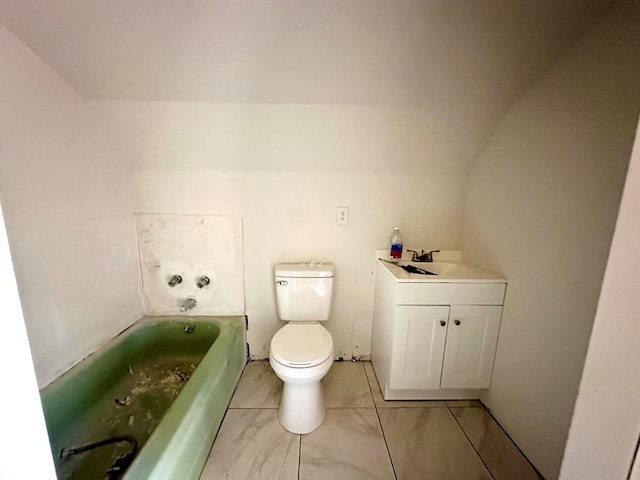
[{"x1": 269, "y1": 262, "x2": 334, "y2": 434}]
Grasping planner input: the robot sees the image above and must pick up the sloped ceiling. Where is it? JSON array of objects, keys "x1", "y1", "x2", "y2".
[
  {"x1": 0, "y1": 0, "x2": 614, "y2": 105},
  {"x1": 0, "y1": 1, "x2": 616, "y2": 173}
]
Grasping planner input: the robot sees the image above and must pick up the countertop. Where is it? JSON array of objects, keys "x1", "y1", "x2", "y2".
[{"x1": 376, "y1": 250, "x2": 506, "y2": 284}]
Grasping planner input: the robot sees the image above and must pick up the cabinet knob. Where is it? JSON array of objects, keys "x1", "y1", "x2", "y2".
[
  {"x1": 454, "y1": 319, "x2": 461, "y2": 326},
  {"x1": 440, "y1": 320, "x2": 446, "y2": 327}
]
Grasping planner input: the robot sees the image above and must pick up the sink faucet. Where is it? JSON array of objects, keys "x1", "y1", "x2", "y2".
[
  {"x1": 180, "y1": 295, "x2": 197, "y2": 312},
  {"x1": 406, "y1": 249, "x2": 440, "y2": 262}
]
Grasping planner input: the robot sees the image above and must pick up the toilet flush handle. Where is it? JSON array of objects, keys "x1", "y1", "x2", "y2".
[{"x1": 276, "y1": 280, "x2": 288, "y2": 286}]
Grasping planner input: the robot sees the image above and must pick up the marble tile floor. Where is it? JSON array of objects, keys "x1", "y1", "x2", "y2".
[{"x1": 200, "y1": 360, "x2": 543, "y2": 480}]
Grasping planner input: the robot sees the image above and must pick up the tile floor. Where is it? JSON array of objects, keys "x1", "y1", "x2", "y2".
[{"x1": 200, "y1": 361, "x2": 542, "y2": 480}]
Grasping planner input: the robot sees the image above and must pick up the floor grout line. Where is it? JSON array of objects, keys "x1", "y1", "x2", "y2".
[
  {"x1": 213, "y1": 361, "x2": 540, "y2": 480},
  {"x1": 227, "y1": 406, "x2": 280, "y2": 410},
  {"x1": 446, "y1": 403, "x2": 496, "y2": 480},
  {"x1": 297, "y1": 433, "x2": 302, "y2": 480},
  {"x1": 364, "y1": 363, "x2": 399, "y2": 480}
]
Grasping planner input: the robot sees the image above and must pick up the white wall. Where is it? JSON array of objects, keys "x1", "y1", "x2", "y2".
[
  {"x1": 94, "y1": 101, "x2": 468, "y2": 359},
  {"x1": 559, "y1": 118, "x2": 640, "y2": 479},
  {"x1": 0, "y1": 26, "x2": 143, "y2": 387},
  {"x1": 0, "y1": 202, "x2": 56, "y2": 478},
  {"x1": 461, "y1": 1, "x2": 640, "y2": 478}
]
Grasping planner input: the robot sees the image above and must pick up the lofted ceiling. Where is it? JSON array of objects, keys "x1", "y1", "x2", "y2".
[
  {"x1": 0, "y1": 1, "x2": 617, "y2": 173},
  {"x1": 0, "y1": 0, "x2": 614, "y2": 105}
]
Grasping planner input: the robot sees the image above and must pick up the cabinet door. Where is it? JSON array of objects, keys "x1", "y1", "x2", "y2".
[
  {"x1": 389, "y1": 305, "x2": 450, "y2": 389},
  {"x1": 440, "y1": 305, "x2": 502, "y2": 389}
]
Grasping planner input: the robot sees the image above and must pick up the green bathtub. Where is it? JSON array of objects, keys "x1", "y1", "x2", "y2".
[{"x1": 40, "y1": 316, "x2": 247, "y2": 480}]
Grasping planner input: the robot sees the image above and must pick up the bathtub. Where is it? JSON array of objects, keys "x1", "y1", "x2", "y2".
[{"x1": 39, "y1": 315, "x2": 247, "y2": 480}]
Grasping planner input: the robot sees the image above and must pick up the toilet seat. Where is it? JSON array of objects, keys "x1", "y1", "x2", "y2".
[{"x1": 271, "y1": 323, "x2": 333, "y2": 367}]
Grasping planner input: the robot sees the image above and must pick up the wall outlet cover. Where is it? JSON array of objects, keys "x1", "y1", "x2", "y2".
[{"x1": 336, "y1": 206, "x2": 349, "y2": 225}]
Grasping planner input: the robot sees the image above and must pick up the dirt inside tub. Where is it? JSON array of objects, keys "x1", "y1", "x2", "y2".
[{"x1": 55, "y1": 355, "x2": 201, "y2": 480}]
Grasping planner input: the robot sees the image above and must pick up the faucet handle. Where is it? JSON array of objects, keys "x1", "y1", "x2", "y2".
[
  {"x1": 406, "y1": 249, "x2": 440, "y2": 262},
  {"x1": 424, "y1": 250, "x2": 440, "y2": 262}
]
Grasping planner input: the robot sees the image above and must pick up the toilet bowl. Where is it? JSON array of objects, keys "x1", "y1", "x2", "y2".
[
  {"x1": 270, "y1": 323, "x2": 333, "y2": 433},
  {"x1": 269, "y1": 263, "x2": 335, "y2": 434}
]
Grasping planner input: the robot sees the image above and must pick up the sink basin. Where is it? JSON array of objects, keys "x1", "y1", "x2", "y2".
[
  {"x1": 398, "y1": 264, "x2": 437, "y2": 275},
  {"x1": 395, "y1": 261, "x2": 500, "y2": 279}
]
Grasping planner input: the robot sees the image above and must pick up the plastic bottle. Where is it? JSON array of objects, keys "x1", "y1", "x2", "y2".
[{"x1": 389, "y1": 227, "x2": 403, "y2": 260}]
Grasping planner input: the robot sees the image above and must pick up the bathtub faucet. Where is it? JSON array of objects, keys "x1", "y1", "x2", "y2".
[{"x1": 180, "y1": 295, "x2": 197, "y2": 312}]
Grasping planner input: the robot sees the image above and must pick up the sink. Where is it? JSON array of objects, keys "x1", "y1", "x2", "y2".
[{"x1": 377, "y1": 250, "x2": 505, "y2": 283}]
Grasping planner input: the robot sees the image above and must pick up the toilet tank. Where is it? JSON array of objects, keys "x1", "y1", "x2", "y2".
[{"x1": 275, "y1": 263, "x2": 334, "y2": 321}]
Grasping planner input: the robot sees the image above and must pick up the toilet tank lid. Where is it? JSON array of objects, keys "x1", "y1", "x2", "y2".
[{"x1": 275, "y1": 262, "x2": 334, "y2": 278}]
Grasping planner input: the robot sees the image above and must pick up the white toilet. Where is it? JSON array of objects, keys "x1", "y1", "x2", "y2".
[{"x1": 269, "y1": 262, "x2": 334, "y2": 434}]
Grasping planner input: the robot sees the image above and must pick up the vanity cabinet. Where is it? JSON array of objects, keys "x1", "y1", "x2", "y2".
[
  {"x1": 393, "y1": 304, "x2": 502, "y2": 390},
  {"x1": 372, "y1": 259, "x2": 506, "y2": 400}
]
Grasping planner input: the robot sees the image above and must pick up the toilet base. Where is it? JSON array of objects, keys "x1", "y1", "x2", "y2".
[
  {"x1": 269, "y1": 355, "x2": 333, "y2": 435},
  {"x1": 279, "y1": 381, "x2": 325, "y2": 434}
]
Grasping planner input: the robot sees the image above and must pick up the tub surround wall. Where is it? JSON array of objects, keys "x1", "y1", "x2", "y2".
[
  {"x1": 0, "y1": 26, "x2": 143, "y2": 387},
  {"x1": 461, "y1": 1, "x2": 640, "y2": 478},
  {"x1": 9, "y1": 215, "x2": 143, "y2": 387},
  {"x1": 136, "y1": 213, "x2": 244, "y2": 315}
]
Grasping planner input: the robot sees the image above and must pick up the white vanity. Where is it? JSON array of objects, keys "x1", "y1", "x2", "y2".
[{"x1": 371, "y1": 251, "x2": 506, "y2": 400}]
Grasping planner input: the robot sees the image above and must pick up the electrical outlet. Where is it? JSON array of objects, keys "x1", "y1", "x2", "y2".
[{"x1": 336, "y1": 206, "x2": 349, "y2": 225}]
